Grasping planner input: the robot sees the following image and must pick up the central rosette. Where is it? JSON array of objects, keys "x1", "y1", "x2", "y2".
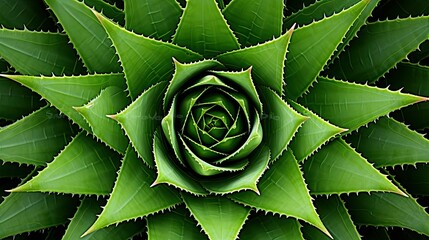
[{"x1": 162, "y1": 73, "x2": 263, "y2": 176}]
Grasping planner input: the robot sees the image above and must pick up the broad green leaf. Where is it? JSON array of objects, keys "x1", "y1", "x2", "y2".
[
  {"x1": 223, "y1": 0, "x2": 283, "y2": 46},
  {"x1": 332, "y1": 0, "x2": 380, "y2": 61},
  {"x1": 230, "y1": 151, "x2": 330, "y2": 237},
  {"x1": 1, "y1": 73, "x2": 125, "y2": 132},
  {"x1": 288, "y1": 101, "x2": 345, "y2": 161},
  {"x1": 0, "y1": 107, "x2": 77, "y2": 166},
  {"x1": 0, "y1": 0, "x2": 56, "y2": 31},
  {"x1": 62, "y1": 198, "x2": 145, "y2": 240},
  {"x1": 84, "y1": 147, "x2": 181, "y2": 234},
  {"x1": 147, "y1": 205, "x2": 208, "y2": 240},
  {"x1": 0, "y1": 29, "x2": 85, "y2": 75},
  {"x1": 152, "y1": 130, "x2": 208, "y2": 195},
  {"x1": 45, "y1": 0, "x2": 121, "y2": 73},
  {"x1": 303, "y1": 139, "x2": 403, "y2": 195},
  {"x1": 327, "y1": 16, "x2": 429, "y2": 83},
  {"x1": 182, "y1": 194, "x2": 250, "y2": 240},
  {"x1": 124, "y1": 0, "x2": 182, "y2": 41},
  {"x1": 240, "y1": 214, "x2": 304, "y2": 240},
  {"x1": 299, "y1": 77, "x2": 427, "y2": 132},
  {"x1": 284, "y1": 0, "x2": 380, "y2": 62},
  {"x1": 75, "y1": 86, "x2": 130, "y2": 154},
  {"x1": 201, "y1": 145, "x2": 270, "y2": 194},
  {"x1": 0, "y1": 77, "x2": 45, "y2": 120},
  {"x1": 258, "y1": 87, "x2": 307, "y2": 160},
  {"x1": 302, "y1": 196, "x2": 360, "y2": 240},
  {"x1": 386, "y1": 62, "x2": 429, "y2": 130},
  {"x1": 284, "y1": 0, "x2": 368, "y2": 100},
  {"x1": 93, "y1": 10, "x2": 202, "y2": 99},
  {"x1": 0, "y1": 192, "x2": 78, "y2": 239},
  {"x1": 346, "y1": 117, "x2": 429, "y2": 167},
  {"x1": 83, "y1": 0, "x2": 125, "y2": 25},
  {"x1": 212, "y1": 69, "x2": 262, "y2": 113},
  {"x1": 345, "y1": 192, "x2": 429, "y2": 236},
  {"x1": 216, "y1": 29, "x2": 292, "y2": 95},
  {"x1": 173, "y1": 0, "x2": 240, "y2": 58},
  {"x1": 113, "y1": 82, "x2": 167, "y2": 167},
  {"x1": 12, "y1": 132, "x2": 121, "y2": 195},
  {"x1": 390, "y1": 164, "x2": 429, "y2": 196},
  {"x1": 0, "y1": 162, "x2": 32, "y2": 178},
  {"x1": 164, "y1": 59, "x2": 224, "y2": 111}
]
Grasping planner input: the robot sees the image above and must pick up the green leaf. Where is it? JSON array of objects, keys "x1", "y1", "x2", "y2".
[
  {"x1": 1, "y1": 73, "x2": 125, "y2": 132},
  {"x1": 345, "y1": 192, "x2": 429, "y2": 236},
  {"x1": 75, "y1": 86, "x2": 130, "y2": 154},
  {"x1": 45, "y1": 0, "x2": 122, "y2": 73},
  {"x1": 0, "y1": 29, "x2": 85, "y2": 75},
  {"x1": 288, "y1": 101, "x2": 345, "y2": 161},
  {"x1": 152, "y1": 130, "x2": 208, "y2": 195},
  {"x1": 386, "y1": 62, "x2": 429, "y2": 130},
  {"x1": 299, "y1": 77, "x2": 427, "y2": 132},
  {"x1": 326, "y1": 16, "x2": 429, "y2": 83},
  {"x1": 93, "y1": 10, "x2": 202, "y2": 99},
  {"x1": 12, "y1": 132, "x2": 121, "y2": 195},
  {"x1": 182, "y1": 194, "x2": 250, "y2": 240},
  {"x1": 345, "y1": 117, "x2": 429, "y2": 167},
  {"x1": 147, "y1": 205, "x2": 208, "y2": 240},
  {"x1": 284, "y1": 0, "x2": 368, "y2": 100},
  {"x1": 302, "y1": 196, "x2": 360, "y2": 240},
  {"x1": 230, "y1": 150, "x2": 330, "y2": 237},
  {"x1": 0, "y1": 77, "x2": 45, "y2": 120},
  {"x1": 0, "y1": 0, "x2": 56, "y2": 31},
  {"x1": 258, "y1": 87, "x2": 307, "y2": 160},
  {"x1": 0, "y1": 107, "x2": 77, "y2": 166},
  {"x1": 62, "y1": 198, "x2": 145, "y2": 240},
  {"x1": 201, "y1": 145, "x2": 270, "y2": 194},
  {"x1": 284, "y1": 0, "x2": 381, "y2": 62},
  {"x1": 222, "y1": 0, "x2": 283, "y2": 46},
  {"x1": 303, "y1": 139, "x2": 404, "y2": 195},
  {"x1": 164, "y1": 59, "x2": 224, "y2": 111},
  {"x1": 84, "y1": 147, "x2": 181, "y2": 234},
  {"x1": 173, "y1": 0, "x2": 240, "y2": 58},
  {"x1": 216, "y1": 29, "x2": 292, "y2": 95},
  {"x1": 240, "y1": 214, "x2": 304, "y2": 240},
  {"x1": 113, "y1": 82, "x2": 167, "y2": 167},
  {"x1": 390, "y1": 164, "x2": 429, "y2": 196},
  {"x1": 124, "y1": 0, "x2": 182, "y2": 41},
  {"x1": 212, "y1": 69, "x2": 262, "y2": 113},
  {"x1": 0, "y1": 192, "x2": 78, "y2": 239}
]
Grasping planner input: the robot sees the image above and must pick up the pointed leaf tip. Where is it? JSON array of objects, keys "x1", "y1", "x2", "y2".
[{"x1": 106, "y1": 114, "x2": 117, "y2": 120}]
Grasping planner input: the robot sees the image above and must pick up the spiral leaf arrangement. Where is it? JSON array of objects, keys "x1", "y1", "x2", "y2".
[{"x1": 0, "y1": 0, "x2": 429, "y2": 239}]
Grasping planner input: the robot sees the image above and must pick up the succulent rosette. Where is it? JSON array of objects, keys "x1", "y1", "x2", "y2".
[{"x1": 1, "y1": 0, "x2": 429, "y2": 239}]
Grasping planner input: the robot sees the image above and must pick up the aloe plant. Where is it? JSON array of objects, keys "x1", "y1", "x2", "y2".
[{"x1": 1, "y1": 0, "x2": 429, "y2": 239}]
